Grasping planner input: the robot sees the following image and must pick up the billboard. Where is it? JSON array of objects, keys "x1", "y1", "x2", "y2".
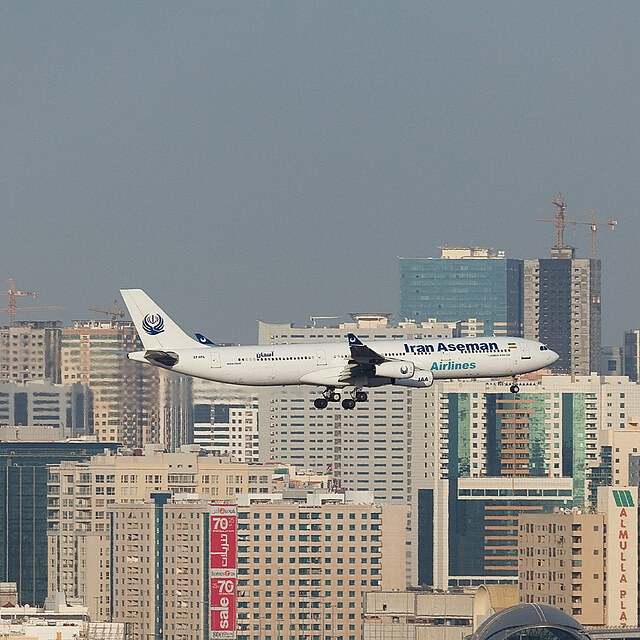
[
  {"x1": 210, "y1": 504, "x2": 237, "y2": 639},
  {"x1": 599, "y1": 487, "x2": 638, "y2": 627}
]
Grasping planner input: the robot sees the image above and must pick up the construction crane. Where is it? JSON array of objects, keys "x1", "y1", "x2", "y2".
[
  {"x1": 565, "y1": 209, "x2": 617, "y2": 260},
  {"x1": 0, "y1": 278, "x2": 63, "y2": 326},
  {"x1": 537, "y1": 193, "x2": 570, "y2": 248},
  {"x1": 89, "y1": 299, "x2": 125, "y2": 322},
  {"x1": 538, "y1": 194, "x2": 617, "y2": 258}
]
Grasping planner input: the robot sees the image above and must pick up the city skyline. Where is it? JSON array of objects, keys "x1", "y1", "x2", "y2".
[{"x1": 2, "y1": 3, "x2": 639, "y2": 345}]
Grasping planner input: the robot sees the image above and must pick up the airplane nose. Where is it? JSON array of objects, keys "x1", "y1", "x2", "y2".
[{"x1": 548, "y1": 350, "x2": 559, "y2": 365}]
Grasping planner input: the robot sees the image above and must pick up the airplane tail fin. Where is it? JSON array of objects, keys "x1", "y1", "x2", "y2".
[{"x1": 120, "y1": 289, "x2": 201, "y2": 350}]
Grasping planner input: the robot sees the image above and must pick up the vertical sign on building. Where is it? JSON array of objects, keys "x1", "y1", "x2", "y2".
[
  {"x1": 210, "y1": 504, "x2": 237, "y2": 639},
  {"x1": 598, "y1": 487, "x2": 638, "y2": 627}
]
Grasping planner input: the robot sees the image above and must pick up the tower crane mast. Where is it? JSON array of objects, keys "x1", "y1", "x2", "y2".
[
  {"x1": 537, "y1": 195, "x2": 617, "y2": 258},
  {"x1": 0, "y1": 278, "x2": 62, "y2": 326},
  {"x1": 566, "y1": 209, "x2": 617, "y2": 260},
  {"x1": 89, "y1": 300, "x2": 125, "y2": 322}
]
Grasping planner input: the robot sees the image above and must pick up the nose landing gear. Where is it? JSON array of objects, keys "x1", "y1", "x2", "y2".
[{"x1": 509, "y1": 377, "x2": 520, "y2": 394}]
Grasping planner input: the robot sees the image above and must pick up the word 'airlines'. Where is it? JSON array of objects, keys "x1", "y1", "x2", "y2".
[{"x1": 120, "y1": 289, "x2": 558, "y2": 409}]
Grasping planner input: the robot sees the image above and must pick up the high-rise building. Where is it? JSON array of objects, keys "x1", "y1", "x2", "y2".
[
  {"x1": 408, "y1": 373, "x2": 640, "y2": 588},
  {"x1": 234, "y1": 492, "x2": 407, "y2": 640},
  {"x1": 258, "y1": 314, "x2": 460, "y2": 344},
  {"x1": 0, "y1": 322, "x2": 62, "y2": 383},
  {"x1": 108, "y1": 493, "x2": 207, "y2": 640},
  {"x1": 399, "y1": 247, "x2": 523, "y2": 337},
  {"x1": 523, "y1": 249, "x2": 601, "y2": 375},
  {"x1": 257, "y1": 315, "x2": 459, "y2": 503},
  {"x1": 260, "y1": 386, "x2": 411, "y2": 502},
  {"x1": 0, "y1": 439, "x2": 119, "y2": 606},
  {"x1": 398, "y1": 245, "x2": 602, "y2": 375},
  {"x1": 192, "y1": 379, "x2": 260, "y2": 462},
  {"x1": 518, "y1": 486, "x2": 638, "y2": 627},
  {"x1": 61, "y1": 320, "x2": 192, "y2": 449},
  {"x1": 46, "y1": 446, "x2": 320, "y2": 615},
  {"x1": 102, "y1": 491, "x2": 406, "y2": 640},
  {"x1": 518, "y1": 511, "x2": 606, "y2": 624}
]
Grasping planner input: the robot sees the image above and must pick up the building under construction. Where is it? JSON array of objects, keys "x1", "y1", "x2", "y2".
[{"x1": 524, "y1": 195, "x2": 615, "y2": 376}]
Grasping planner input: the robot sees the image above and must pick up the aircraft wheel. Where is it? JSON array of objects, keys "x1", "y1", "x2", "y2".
[
  {"x1": 355, "y1": 391, "x2": 368, "y2": 402},
  {"x1": 510, "y1": 384, "x2": 519, "y2": 394},
  {"x1": 342, "y1": 398, "x2": 356, "y2": 410},
  {"x1": 314, "y1": 398, "x2": 328, "y2": 409},
  {"x1": 329, "y1": 392, "x2": 341, "y2": 402}
]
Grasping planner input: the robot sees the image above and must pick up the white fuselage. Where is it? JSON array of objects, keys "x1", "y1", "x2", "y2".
[{"x1": 129, "y1": 336, "x2": 556, "y2": 388}]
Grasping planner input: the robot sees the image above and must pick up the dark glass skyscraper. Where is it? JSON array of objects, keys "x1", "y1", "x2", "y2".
[
  {"x1": 524, "y1": 248, "x2": 601, "y2": 375},
  {"x1": 624, "y1": 330, "x2": 640, "y2": 381},
  {"x1": 399, "y1": 245, "x2": 601, "y2": 375}
]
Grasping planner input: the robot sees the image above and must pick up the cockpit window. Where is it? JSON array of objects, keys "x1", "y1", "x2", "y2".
[{"x1": 540, "y1": 345, "x2": 548, "y2": 351}]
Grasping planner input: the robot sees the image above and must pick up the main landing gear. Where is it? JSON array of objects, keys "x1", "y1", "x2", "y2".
[{"x1": 313, "y1": 388, "x2": 368, "y2": 410}]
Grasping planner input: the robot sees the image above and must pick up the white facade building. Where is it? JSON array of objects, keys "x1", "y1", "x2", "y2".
[{"x1": 192, "y1": 379, "x2": 259, "y2": 462}]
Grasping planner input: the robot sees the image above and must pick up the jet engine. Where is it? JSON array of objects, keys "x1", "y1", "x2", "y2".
[
  {"x1": 374, "y1": 361, "x2": 415, "y2": 379},
  {"x1": 393, "y1": 369, "x2": 434, "y2": 388}
]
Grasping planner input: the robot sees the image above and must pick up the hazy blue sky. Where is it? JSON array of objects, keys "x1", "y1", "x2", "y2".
[{"x1": 2, "y1": 2, "x2": 639, "y2": 344}]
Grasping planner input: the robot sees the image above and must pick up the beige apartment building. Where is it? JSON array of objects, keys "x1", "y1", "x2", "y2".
[
  {"x1": 0, "y1": 321, "x2": 61, "y2": 382},
  {"x1": 518, "y1": 486, "x2": 638, "y2": 628},
  {"x1": 61, "y1": 320, "x2": 191, "y2": 449},
  {"x1": 46, "y1": 446, "x2": 310, "y2": 618},
  {"x1": 104, "y1": 492, "x2": 406, "y2": 640},
  {"x1": 518, "y1": 511, "x2": 606, "y2": 625},
  {"x1": 235, "y1": 492, "x2": 407, "y2": 640},
  {"x1": 109, "y1": 495, "x2": 208, "y2": 640}
]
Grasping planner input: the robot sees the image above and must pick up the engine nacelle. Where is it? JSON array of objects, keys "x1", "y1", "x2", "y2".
[
  {"x1": 374, "y1": 361, "x2": 415, "y2": 379},
  {"x1": 393, "y1": 369, "x2": 434, "y2": 388}
]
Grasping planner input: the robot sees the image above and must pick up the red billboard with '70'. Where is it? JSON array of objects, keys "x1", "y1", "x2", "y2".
[
  {"x1": 210, "y1": 505, "x2": 237, "y2": 639},
  {"x1": 210, "y1": 575, "x2": 236, "y2": 639}
]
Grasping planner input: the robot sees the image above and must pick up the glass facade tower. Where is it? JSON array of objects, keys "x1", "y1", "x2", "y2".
[
  {"x1": 0, "y1": 441, "x2": 119, "y2": 605},
  {"x1": 415, "y1": 384, "x2": 591, "y2": 587},
  {"x1": 399, "y1": 248, "x2": 523, "y2": 337}
]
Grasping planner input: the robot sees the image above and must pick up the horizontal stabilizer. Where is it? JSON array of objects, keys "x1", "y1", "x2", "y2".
[
  {"x1": 127, "y1": 350, "x2": 179, "y2": 367},
  {"x1": 144, "y1": 350, "x2": 179, "y2": 367}
]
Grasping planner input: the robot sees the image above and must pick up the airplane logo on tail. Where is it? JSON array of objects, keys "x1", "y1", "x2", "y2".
[{"x1": 142, "y1": 314, "x2": 165, "y2": 335}]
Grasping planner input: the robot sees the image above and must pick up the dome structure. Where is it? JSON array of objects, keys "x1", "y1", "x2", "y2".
[{"x1": 469, "y1": 604, "x2": 592, "y2": 640}]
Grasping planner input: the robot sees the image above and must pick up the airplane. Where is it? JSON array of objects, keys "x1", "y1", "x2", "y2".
[{"x1": 120, "y1": 289, "x2": 559, "y2": 409}]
